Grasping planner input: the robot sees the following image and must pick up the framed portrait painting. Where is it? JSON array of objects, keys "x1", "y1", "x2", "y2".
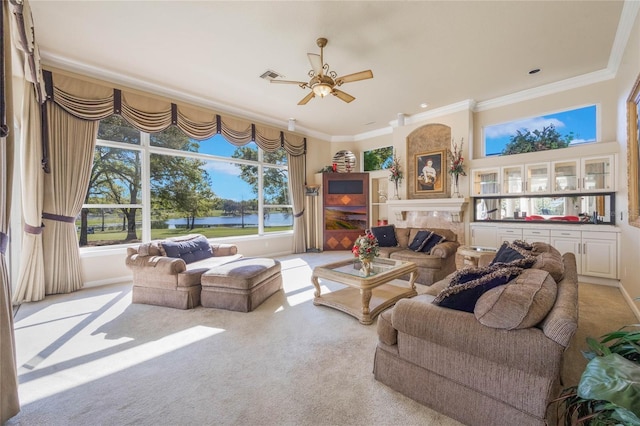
[{"x1": 415, "y1": 150, "x2": 446, "y2": 195}]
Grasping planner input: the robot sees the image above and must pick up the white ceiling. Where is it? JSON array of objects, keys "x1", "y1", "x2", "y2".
[{"x1": 30, "y1": 1, "x2": 629, "y2": 141}]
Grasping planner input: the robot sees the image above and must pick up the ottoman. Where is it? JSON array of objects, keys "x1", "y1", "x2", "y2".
[{"x1": 200, "y1": 257, "x2": 282, "y2": 312}]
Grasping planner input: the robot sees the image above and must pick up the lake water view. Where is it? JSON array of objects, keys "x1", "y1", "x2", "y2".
[{"x1": 165, "y1": 212, "x2": 293, "y2": 228}]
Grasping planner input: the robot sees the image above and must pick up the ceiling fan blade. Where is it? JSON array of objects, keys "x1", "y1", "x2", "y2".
[
  {"x1": 270, "y1": 79, "x2": 309, "y2": 88},
  {"x1": 307, "y1": 53, "x2": 322, "y2": 75},
  {"x1": 332, "y1": 89, "x2": 355, "y2": 103},
  {"x1": 298, "y1": 91, "x2": 315, "y2": 105},
  {"x1": 335, "y1": 70, "x2": 374, "y2": 85}
]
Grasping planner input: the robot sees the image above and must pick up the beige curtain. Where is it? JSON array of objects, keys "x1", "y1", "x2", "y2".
[
  {"x1": 1, "y1": 0, "x2": 19, "y2": 421},
  {"x1": 41, "y1": 103, "x2": 97, "y2": 294},
  {"x1": 288, "y1": 153, "x2": 306, "y2": 253},
  {"x1": 12, "y1": 80, "x2": 43, "y2": 303}
]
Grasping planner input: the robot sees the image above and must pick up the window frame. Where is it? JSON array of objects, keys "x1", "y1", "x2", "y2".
[
  {"x1": 482, "y1": 104, "x2": 600, "y2": 157},
  {"x1": 81, "y1": 123, "x2": 292, "y2": 249}
]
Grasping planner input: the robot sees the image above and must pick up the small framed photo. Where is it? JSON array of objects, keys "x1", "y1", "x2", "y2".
[{"x1": 415, "y1": 150, "x2": 446, "y2": 194}]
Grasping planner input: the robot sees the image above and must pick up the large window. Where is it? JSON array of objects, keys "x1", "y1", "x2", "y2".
[
  {"x1": 484, "y1": 105, "x2": 597, "y2": 157},
  {"x1": 78, "y1": 115, "x2": 292, "y2": 247}
]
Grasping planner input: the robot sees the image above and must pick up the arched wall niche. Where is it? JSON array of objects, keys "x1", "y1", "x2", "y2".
[{"x1": 406, "y1": 123, "x2": 451, "y2": 199}]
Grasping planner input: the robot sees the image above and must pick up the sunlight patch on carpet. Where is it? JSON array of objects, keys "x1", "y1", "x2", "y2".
[{"x1": 18, "y1": 325, "x2": 224, "y2": 404}]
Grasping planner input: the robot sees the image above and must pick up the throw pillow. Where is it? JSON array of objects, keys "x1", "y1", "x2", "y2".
[
  {"x1": 532, "y1": 251, "x2": 565, "y2": 282},
  {"x1": 491, "y1": 241, "x2": 535, "y2": 266},
  {"x1": 418, "y1": 232, "x2": 446, "y2": 253},
  {"x1": 408, "y1": 230, "x2": 432, "y2": 252},
  {"x1": 474, "y1": 269, "x2": 557, "y2": 329},
  {"x1": 433, "y1": 265, "x2": 523, "y2": 313},
  {"x1": 370, "y1": 225, "x2": 398, "y2": 247},
  {"x1": 161, "y1": 235, "x2": 213, "y2": 264}
]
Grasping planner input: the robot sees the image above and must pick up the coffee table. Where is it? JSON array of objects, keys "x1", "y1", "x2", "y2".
[{"x1": 311, "y1": 257, "x2": 418, "y2": 325}]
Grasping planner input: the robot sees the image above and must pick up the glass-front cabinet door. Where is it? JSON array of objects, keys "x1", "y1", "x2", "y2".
[
  {"x1": 525, "y1": 162, "x2": 550, "y2": 194},
  {"x1": 471, "y1": 167, "x2": 500, "y2": 196},
  {"x1": 501, "y1": 165, "x2": 524, "y2": 195},
  {"x1": 552, "y1": 160, "x2": 579, "y2": 193},
  {"x1": 581, "y1": 155, "x2": 614, "y2": 192}
]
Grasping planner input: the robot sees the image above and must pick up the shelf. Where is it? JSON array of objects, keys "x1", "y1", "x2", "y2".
[{"x1": 386, "y1": 198, "x2": 468, "y2": 222}]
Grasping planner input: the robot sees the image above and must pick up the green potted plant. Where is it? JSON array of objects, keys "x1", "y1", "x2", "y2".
[{"x1": 554, "y1": 323, "x2": 640, "y2": 425}]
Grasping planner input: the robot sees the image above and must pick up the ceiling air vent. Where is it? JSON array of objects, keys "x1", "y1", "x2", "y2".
[{"x1": 260, "y1": 70, "x2": 284, "y2": 81}]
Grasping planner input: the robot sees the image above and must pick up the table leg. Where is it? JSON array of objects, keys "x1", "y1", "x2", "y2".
[
  {"x1": 361, "y1": 288, "x2": 372, "y2": 317},
  {"x1": 312, "y1": 275, "x2": 321, "y2": 298},
  {"x1": 408, "y1": 270, "x2": 418, "y2": 291}
]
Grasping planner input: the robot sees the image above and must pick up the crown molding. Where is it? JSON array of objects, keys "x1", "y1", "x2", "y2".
[
  {"x1": 474, "y1": 68, "x2": 616, "y2": 112},
  {"x1": 40, "y1": 52, "x2": 335, "y2": 142},
  {"x1": 608, "y1": 0, "x2": 640, "y2": 72}
]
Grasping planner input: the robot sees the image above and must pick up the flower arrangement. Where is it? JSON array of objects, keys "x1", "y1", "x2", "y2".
[
  {"x1": 387, "y1": 155, "x2": 403, "y2": 184},
  {"x1": 351, "y1": 231, "x2": 380, "y2": 262},
  {"x1": 448, "y1": 138, "x2": 466, "y2": 177}
]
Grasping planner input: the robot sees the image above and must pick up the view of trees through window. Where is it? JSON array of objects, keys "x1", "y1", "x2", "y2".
[
  {"x1": 79, "y1": 115, "x2": 292, "y2": 247},
  {"x1": 484, "y1": 105, "x2": 597, "y2": 156}
]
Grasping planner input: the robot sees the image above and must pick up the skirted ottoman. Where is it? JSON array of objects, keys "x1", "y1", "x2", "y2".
[{"x1": 201, "y1": 257, "x2": 283, "y2": 312}]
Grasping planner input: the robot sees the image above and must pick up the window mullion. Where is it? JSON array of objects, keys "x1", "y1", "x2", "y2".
[{"x1": 141, "y1": 131, "x2": 151, "y2": 242}]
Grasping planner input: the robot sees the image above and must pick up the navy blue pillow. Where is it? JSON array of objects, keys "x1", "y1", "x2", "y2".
[
  {"x1": 370, "y1": 225, "x2": 398, "y2": 247},
  {"x1": 433, "y1": 266, "x2": 523, "y2": 313},
  {"x1": 419, "y1": 232, "x2": 446, "y2": 253},
  {"x1": 161, "y1": 235, "x2": 213, "y2": 264},
  {"x1": 409, "y1": 230, "x2": 432, "y2": 251},
  {"x1": 491, "y1": 242, "x2": 525, "y2": 265}
]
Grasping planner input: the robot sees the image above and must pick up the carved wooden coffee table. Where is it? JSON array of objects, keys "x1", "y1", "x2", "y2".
[{"x1": 311, "y1": 257, "x2": 418, "y2": 325}]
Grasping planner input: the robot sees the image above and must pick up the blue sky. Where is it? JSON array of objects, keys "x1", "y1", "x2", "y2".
[
  {"x1": 189, "y1": 134, "x2": 257, "y2": 201},
  {"x1": 484, "y1": 105, "x2": 597, "y2": 156}
]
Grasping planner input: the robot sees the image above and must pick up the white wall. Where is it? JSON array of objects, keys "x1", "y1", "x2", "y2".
[{"x1": 614, "y1": 8, "x2": 640, "y2": 317}]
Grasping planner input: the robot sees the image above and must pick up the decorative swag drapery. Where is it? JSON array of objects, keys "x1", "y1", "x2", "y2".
[{"x1": 45, "y1": 71, "x2": 306, "y2": 155}]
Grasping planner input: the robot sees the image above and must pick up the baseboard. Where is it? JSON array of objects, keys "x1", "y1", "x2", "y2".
[
  {"x1": 577, "y1": 275, "x2": 619, "y2": 287},
  {"x1": 619, "y1": 283, "x2": 640, "y2": 322},
  {"x1": 84, "y1": 276, "x2": 132, "y2": 288}
]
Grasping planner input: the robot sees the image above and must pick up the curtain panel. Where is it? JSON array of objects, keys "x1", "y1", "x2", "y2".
[{"x1": 2, "y1": 0, "x2": 21, "y2": 421}]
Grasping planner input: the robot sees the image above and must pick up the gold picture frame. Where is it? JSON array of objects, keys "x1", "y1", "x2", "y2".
[
  {"x1": 628, "y1": 72, "x2": 640, "y2": 228},
  {"x1": 414, "y1": 150, "x2": 446, "y2": 195}
]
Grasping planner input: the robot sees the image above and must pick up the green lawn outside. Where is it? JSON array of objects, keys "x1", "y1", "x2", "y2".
[{"x1": 79, "y1": 225, "x2": 292, "y2": 246}]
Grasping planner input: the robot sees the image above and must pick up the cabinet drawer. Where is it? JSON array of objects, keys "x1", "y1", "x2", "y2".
[
  {"x1": 523, "y1": 229, "x2": 550, "y2": 238},
  {"x1": 550, "y1": 230, "x2": 581, "y2": 239},
  {"x1": 582, "y1": 231, "x2": 617, "y2": 241},
  {"x1": 497, "y1": 228, "x2": 522, "y2": 235}
]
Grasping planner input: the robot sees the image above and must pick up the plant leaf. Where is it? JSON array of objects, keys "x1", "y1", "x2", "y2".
[{"x1": 578, "y1": 353, "x2": 640, "y2": 414}]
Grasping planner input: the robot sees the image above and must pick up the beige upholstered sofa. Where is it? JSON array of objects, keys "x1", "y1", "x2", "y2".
[
  {"x1": 373, "y1": 242, "x2": 579, "y2": 426},
  {"x1": 126, "y1": 234, "x2": 241, "y2": 310},
  {"x1": 372, "y1": 226, "x2": 459, "y2": 286}
]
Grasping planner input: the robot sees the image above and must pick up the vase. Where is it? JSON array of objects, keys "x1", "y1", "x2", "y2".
[
  {"x1": 452, "y1": 174, "x2": 462, "y2": 198},
  {"x1": 360, "y1": 258, "x2": 372, "y2": 276},
  {"x1": 392, "y1": 181, "x2": 400, "y2": 200}
]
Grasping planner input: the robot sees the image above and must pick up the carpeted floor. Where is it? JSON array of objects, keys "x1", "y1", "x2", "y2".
[{"x1": 6, "y1": 252, "x2": 638, "y2": 426}]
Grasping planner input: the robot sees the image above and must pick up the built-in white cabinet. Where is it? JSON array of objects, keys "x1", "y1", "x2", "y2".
[
  {"x1": 551, "y1": 155, "x2": 615, "y2": 193},
  {"x1": 470, "y1": 224, "x2": 497, "y2": 248},
  {"x1": 472, "y1": 167, "x2": 501, "y2": 196},
  {"x1": 523, "y1": 229, "x2": 551, "y2": 244},
  {"x1": 497, "y1": 227, "x2": 522, "y2": 244},
  {"x1": 469, "y1": 223, "x2": 619, "y2": 279},
  {"x1": 471, "y1": 154, "x2": 615, "y2": 196},
  {"x1": 550, "y1": 230, "x2": 618, "y2": 279}
]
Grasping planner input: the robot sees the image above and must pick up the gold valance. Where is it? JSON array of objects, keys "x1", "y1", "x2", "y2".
[{"x1": 45, "y1": 70, "x2": 306, "y2": 156}]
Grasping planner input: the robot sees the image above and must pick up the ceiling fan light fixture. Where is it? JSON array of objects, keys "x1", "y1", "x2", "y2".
[{"x1": 312, "y1": 83, "x2": 332, "y2": 98}]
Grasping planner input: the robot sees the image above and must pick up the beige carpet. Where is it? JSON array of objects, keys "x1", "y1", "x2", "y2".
[{"x1": 6, "y1": 252, "x2": 637, "y2": 426}]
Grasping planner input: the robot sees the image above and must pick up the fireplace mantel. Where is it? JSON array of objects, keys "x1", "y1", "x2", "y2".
[{"x1": 386, "y1": 198, "x2": 469, "y2": 222}]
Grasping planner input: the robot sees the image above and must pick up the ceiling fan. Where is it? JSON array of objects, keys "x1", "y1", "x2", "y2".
[{"x1": 271, "y1": 37, "x2": 373, "y2": 105}]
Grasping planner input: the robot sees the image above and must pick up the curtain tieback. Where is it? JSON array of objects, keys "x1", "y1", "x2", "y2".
[
  {"x1": 293, "y1": 209, "x2": 304, "y2": 218},
  {"x1": 24, "y1": 223, "x2": 44, "y2": 235},
  {"x1": 42, "y1": 212, "x2": 76, "y2": 223},
  {"x1": 0, "y1": 232, "x2": 7, "y2": 255}
]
